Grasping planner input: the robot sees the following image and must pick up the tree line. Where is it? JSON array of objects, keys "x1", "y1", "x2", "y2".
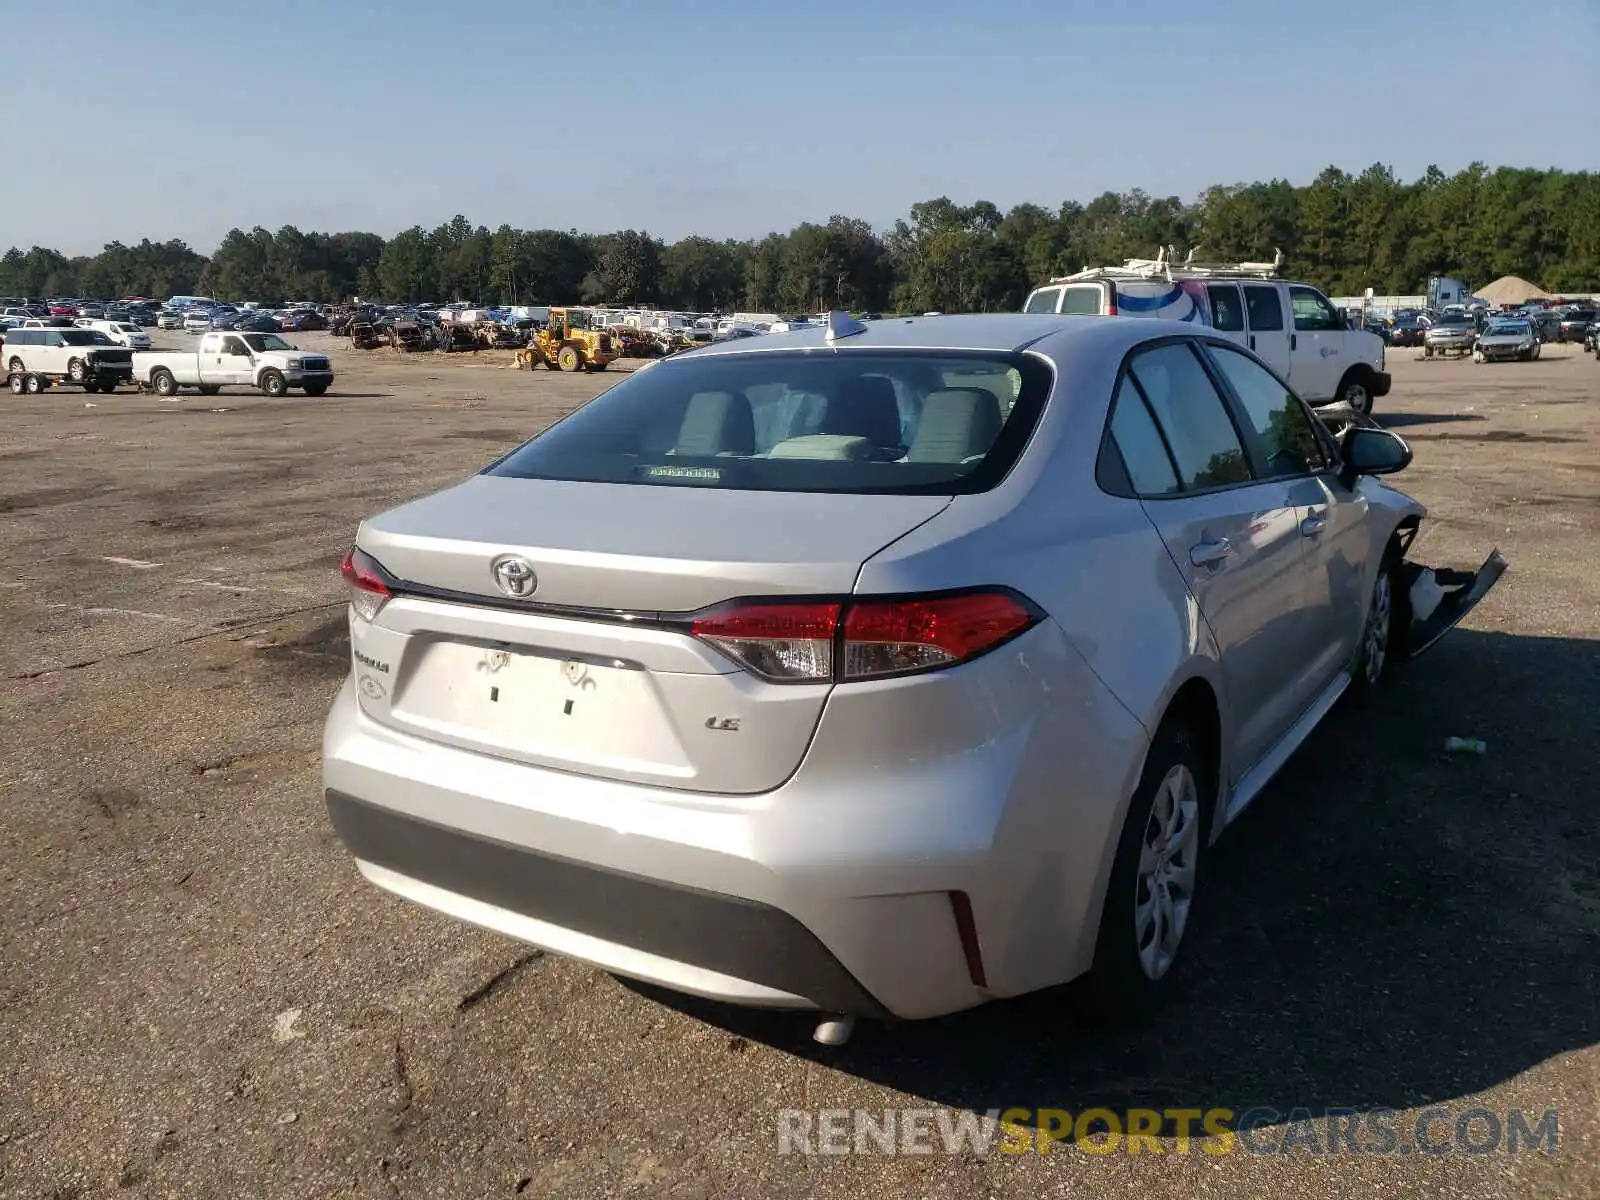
[{"x1": 3, "y1": 163, "x2": 1596, "y2": 314}]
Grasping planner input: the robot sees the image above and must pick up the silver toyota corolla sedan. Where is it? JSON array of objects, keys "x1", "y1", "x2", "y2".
[{"x1": 323, "y1": 313, "x2": 1504, "y2": 1031}]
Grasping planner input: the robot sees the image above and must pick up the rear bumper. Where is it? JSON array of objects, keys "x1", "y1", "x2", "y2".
[
  {"x1": 326, "y1": 789, "x2": 889, "y2": 1016},
  {"x1": 321, "y1": 619, "x2": 1148, "y2": 1019}
]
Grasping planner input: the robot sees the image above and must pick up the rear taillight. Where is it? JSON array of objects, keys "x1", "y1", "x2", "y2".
[
  {"x1": 689, "y1": 590, "x2": 1040, "y2": 683},
  {"x1": 691, "y1": 601, "x2": 841, "y2": 681},
  {"x1": 339, "y1": 547, "x2": 391, "y2": 622}
]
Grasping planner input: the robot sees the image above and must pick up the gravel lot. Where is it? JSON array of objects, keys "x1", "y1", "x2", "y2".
[{"x1": 2, "y1": 333, "x2": 1597, "y2": 1198}]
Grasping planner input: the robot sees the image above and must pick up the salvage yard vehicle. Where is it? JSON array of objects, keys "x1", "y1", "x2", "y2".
[
  {"x1": 4, "y1": 326, "x2": 133, "y2": 392},
  {"x1": 1423, "y1": 313, "x2": 1477, "y2": 358},
  {"x1": 133, "y1": 330, "x2": 334, "y2": 397},
  {"x1": 1474, "y1": 317, "x2": 1540, "y2": 362},
  {"x1": 519, "y1": 306, "x2": 620, "y2": 371},
  {"x1": 77, "y1": 318, "x2": 152, "y2": 350},
  {"x1": 1385, "y1": 314, "x2": 1427, "y2": 347},
  {"x1": 322, "y1": 311, "x2": 1505, "y2": 1041},
  {"x1": 1022, "y1": 247, "x2": 1392, "y2": 417},
  {"x1": 1556, "y1": 308, "x2": 1596, "y2": 344}
]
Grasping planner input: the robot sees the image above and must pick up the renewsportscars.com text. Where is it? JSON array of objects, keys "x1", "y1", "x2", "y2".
[{"x1": 777, "y1": 1106, "x2": 1560, "y2": 1157}]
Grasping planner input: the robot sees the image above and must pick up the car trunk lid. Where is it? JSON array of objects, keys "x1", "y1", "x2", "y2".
[{"x1": 349, "y1": 475, "x2": 951, "y2": 794}]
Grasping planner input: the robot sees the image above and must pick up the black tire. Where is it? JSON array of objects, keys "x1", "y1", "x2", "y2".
[
  {"x1": 67, "y1": 358, "x2": 87, "y2": 384},
  {"x1": 99, "y1": 380, "x2": 116, "y2": 394},
  {"x1": 303, "y1": 383, "x2": 329, "y2": 397},
  {"x1": 589, "y1": 361, "x2": 609, "y2": 372},
  {"x1": 9, "y1": 373, "x2": 24, "y2": 395},
  {"x1": 259, "y1": 369, "x2": 287, "y2": 398},
  {"x1": 8, "y1": 356, "x2": 25, "y2": 375},
  {"x1": 1080, "y1": 719, "x2": 1210, "y2": 1020},
  {"x1": 23, "y1": 373, "x2": 44, "y2": 395},
  {"x1": 197, "y1": 385, "x2": 221, "y2": 396},
  {"x1": 83, "y1": 379, "x2": 100, "y2": 394},
  {"x1": 1423, "y1": 345, "x2": 1433, "y2": 359},
  {"x1": 1347, "y1": 541, "x2": 1407, "y2": 708},
  {"x1": 1335, "y1": 367, "x2": 1376, "y2": 415},
  {"x1": 152, "y1": 369, "x2": 179, "y2": 398}
]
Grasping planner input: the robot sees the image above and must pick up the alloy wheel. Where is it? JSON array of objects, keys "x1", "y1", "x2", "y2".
[
  {"x1": 1364, "y1": 570, "x2": 1392, "y2": 685},
  {"x1": 1134, "y1": 764, "x2": 1200, "y2": 981}
]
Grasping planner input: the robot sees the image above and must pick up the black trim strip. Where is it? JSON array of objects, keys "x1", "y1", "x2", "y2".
[{"x1": 325, "y1": 791, "x2": 889, "y2": 1016}]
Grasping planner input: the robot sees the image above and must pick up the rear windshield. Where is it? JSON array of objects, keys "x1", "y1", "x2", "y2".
[
  {"x1": 485, "y1": 349, "x2": 1052, "y2": 495},
  {"x1": 1023, "y1": 287, "x2": 1062, "y2": 314}
]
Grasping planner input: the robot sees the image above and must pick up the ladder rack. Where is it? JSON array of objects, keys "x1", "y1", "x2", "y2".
[{"x1": 1053, "y1": 245, "x2": 1283, "y2": 284}]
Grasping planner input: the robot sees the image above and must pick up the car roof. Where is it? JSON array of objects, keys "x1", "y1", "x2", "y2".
[{"x1": 673, "y1": 313, "x2": 1202, "y2": 359}]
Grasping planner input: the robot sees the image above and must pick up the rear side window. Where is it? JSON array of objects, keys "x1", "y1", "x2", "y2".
[
  {"x1": 486, "y1": 350, "x2": 1052, "y2": 495},
  {"x1": 1243, "y1": 285, "x2": 1284, "y2": 332},
  {"x1": 1107, "y1": 378, "x2": 1181, "y2": 495},
  {"x1": 1206, "y1": 285, "x2": 1244, "y2": 332},
  {"x1": 1127, "y1": 343, "x2": 1252, "y2": 491}
]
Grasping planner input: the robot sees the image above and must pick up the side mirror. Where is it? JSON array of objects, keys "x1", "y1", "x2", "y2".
[{"x1": 1339, "y1": 426, "x2": 1412, "y2": 488}]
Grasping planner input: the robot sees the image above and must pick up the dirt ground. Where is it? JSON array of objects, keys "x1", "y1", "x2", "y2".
[{"x1": 1, "y1": 332, "x2": 1597, "y2": 1199}]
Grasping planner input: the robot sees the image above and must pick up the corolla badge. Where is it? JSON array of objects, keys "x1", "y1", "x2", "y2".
[
  {"x1": 359, "y1": 674, "x2": 387, "y2": 700},
  {"x1": 490, "y1": 554, "x2": 537, "y2": 599}
]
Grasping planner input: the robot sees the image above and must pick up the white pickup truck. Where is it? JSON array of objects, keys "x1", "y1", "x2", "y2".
[{"x1": 132, "y1": 331, "x2": 334, "y2": 398}]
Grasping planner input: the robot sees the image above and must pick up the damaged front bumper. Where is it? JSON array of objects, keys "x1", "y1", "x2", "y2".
[{"x1": 1400, "y1": 548, "x2": 1509, "y2": 659}]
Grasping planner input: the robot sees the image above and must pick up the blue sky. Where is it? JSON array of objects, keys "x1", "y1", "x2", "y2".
[{"x1": 7, "y1": 0, "x2": 1596, "y2": 255}]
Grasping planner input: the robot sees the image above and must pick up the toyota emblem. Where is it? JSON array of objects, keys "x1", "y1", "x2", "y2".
[{"x1": 490, "y1": 554, "x2": 537, "y2": 599}]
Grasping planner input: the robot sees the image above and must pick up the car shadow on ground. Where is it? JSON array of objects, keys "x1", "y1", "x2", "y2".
[
  {"x1": 1378, "y1": 411, "x2": 1486, "y2": 429},
  {"x1": 630, "y1": 629, "x2": 1600, "y2": 1135}
]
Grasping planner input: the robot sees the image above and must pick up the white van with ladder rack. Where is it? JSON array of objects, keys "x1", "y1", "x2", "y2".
[{"x1": 1023, "y1": 247, "x2": 1391, "y2": 415}]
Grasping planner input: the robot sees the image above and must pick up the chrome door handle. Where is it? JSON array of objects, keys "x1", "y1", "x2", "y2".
[
  {"x1": 1189, "y1": 538, "x2": 1235, "y2": 567},
  {"x1": 1301, "y1": 514, "x2": 1326, "y2": 536}
]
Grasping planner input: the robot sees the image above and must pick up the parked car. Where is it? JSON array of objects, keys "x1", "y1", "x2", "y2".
[
  {"x1": 133, "y1": 330, "x2": 333, "y2": 397},
  {"x1": 1386, "y1": 315, "x2": 1427, "y2": 347},
  {"x1": 1556, "y1": 309, "x2": 1596, "y2": 343},
  {"x1": 1526, "y1": 309, "x2": 1561, "y2": 342},
  {"x1": 1585, "y1": 320, "x2": 1600, "y2": 355},
  {"x1": 286, "y1": 310, "x2": 329, "y2": 331},
  {"x1": 236, "y1": 312, "x2": 282, "y2": 334},
  {"x1": 1022, "y1": 252, "x2": 1391, "y2": 415},
  {"x1": 182, "y1": 310, "x2": 214, "y2": 334},
  {"x1": 320, "y1": 312, "x2": 1505, "y2": 1032},
  {"x1": 1473, "y1": 318, "x2": 1540, "y2": 362},
  {"x1": 1423, "y1": 314, "x2": 1477, "y2": 358},
  {"x1": 77, "y1": 318, "x2": 153, "y2": 350},
  {"x1": 4, "y1": 326, "x2": 134, "y2": 391},
  {"x1": 156, "y1": 309, "x2": 186, "y2": 330}
]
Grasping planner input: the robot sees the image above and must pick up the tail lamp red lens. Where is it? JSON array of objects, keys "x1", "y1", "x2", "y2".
[
  {"x1": 690, "y1": 590, "x2": 1039, "y2": 683},
  {"x1": 340, "y1": 548, "x2": 391, "y2": 622}
]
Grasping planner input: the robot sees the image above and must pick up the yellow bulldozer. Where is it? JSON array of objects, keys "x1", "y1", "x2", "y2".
[{"x1": 516, "y1": 307, "x2": 621, "y2": 372}]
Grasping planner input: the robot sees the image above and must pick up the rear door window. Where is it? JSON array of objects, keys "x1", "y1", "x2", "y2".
[
  {"x1": 1023, "y1": 287, "x2": 1063, "y2": 314},
  {"x1": 1060, "y1": 286, "x2": 1103, "y2": 315},
  {"x1": 1107, "y1": 377, "x2": 1181, "y2": 496},
  {"x1": 1126, "y1": 343, "x2": 1253, "y2": 491},
  {"x1": 1243, "y1": 285, "x2": 1285, "y2": 332}
]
